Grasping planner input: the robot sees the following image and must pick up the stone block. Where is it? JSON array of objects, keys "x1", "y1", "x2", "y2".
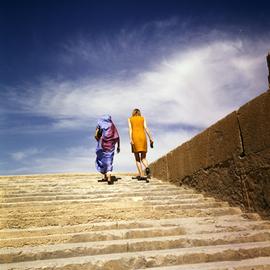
[
  {"x1": 186, "y1": 129, "x2": 209, "y2": 173},
  {"x1": 186, "y1": 111, "x2": 241, "y2": 174},
  {"x1": 181, "y1": 158, "x2": 244, "y2": 209},
  {"x1": 150, "y1": 155, "x2": 168, "y2": 180},
  {"x1": 155, "y1": 112, "x2": 241, "y2": 183},
  {"x1": 206, "y1": 111, "x2": 242, "y2": 166},
  {"x1": 149, "y1": 90, "x2": 270, "y2": 216},
  {"x1": 233, "y1": 148, "x2": 270, "y2": 216},
  {"x1": 166, "y1": 142, "x2": 192, "y2": 183},
  {"x1": 237, "y1": 91, "x2": 270, "y2": 154}
]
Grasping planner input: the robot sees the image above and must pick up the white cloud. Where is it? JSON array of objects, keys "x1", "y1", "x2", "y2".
[
  {"x1": 11, "y1": 148, "x2": 42, "y2": 161},
  {"x1": 18, "y1": 38, "x2": 268, "y2": 129},
  {"x1": 3, "y1": 25, "x2": 270, "y2": 174},
  {"x1": 8, "y1": 146, "x2": 93, "y2": 174},
  {"x1": 8, "y1": 128, "x2": 197, "y2": 175}
]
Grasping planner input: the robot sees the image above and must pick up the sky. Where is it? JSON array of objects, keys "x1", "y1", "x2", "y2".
[{"x1": 0, "y1": 0, "x2": 270, "y2": 175}]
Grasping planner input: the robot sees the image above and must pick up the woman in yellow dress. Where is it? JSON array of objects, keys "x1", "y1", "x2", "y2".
[{"x1": 128, "y1": 108, "x2": 154, "y2": 180}]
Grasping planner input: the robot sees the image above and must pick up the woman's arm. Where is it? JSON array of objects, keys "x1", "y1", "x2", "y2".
[
  {"x1": 116, "y1": 137, "x2": 120, "y2": 153},
  {"x1": 94, "y1": 127, "x2": 100, "y2": 141},
  {"x1": 144, "y1": 119, "x2": 153, "y2": 142},
  {"x1": 128, "y1": 118, "x2": 133, "y2": 144}
]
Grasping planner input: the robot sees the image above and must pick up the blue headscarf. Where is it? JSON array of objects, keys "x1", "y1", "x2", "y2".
[{"x1": 96, "y1": 115, "x2": 119, "y2": 152}]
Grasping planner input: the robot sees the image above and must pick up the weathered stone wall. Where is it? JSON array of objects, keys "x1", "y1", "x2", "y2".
[
  {"x1": 267, "y1": 53, "x2": 270, "y2": 88},
  {"x1": 150, "y1": 90, "x2": 270, "y2": 217}
]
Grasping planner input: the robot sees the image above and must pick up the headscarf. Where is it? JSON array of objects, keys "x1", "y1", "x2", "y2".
[{"x1": 97, "y1": 115, "x2": 119, "y2": 151}]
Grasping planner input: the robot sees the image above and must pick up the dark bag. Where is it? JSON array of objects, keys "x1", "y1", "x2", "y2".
[{"x1": 95, "y1": 127, "x2": 102, "y2": 141}]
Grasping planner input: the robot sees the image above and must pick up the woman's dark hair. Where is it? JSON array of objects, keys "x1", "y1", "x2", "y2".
[{"x1": 132, "y1": 108, "x2": 141, "y2": 116}]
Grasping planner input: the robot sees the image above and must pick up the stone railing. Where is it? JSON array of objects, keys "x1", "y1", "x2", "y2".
[{"x1": 150, "y1": 58, "x2": 270, "y2": 217}]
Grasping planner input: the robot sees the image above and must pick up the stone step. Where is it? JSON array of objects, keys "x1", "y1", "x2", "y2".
[
  {"x1": 0, "y1": 177, "x2": 138, "y2": 183},
  {"x1": 0, "y1": 203, "x2": 234, "y2": 224},
  {"x1": 1, "y1": 185, "x2": 173, "y2": 193},
  {"x1": 0, "y1": 173, "x2": 130, "y2": 180},
  {"x1": 2, "y1": 217, "x2": 269, "y2": 248},
  {"x1": 1, "y1": 174, "x2": 269, "y2": 270},
  {"x1": 0, "y1": 202, "x2": 228, "y2": 219},
  {"x1": 3, "y1": 186, "x2": 173, "y2": 192},
  {"x1": 2, "y1": 190, "x2": 199, "y2": 203},
  {"x1": 3, "y1": 186, "x2": 183, "y2": 197},
  {"x1": 0, "y1": 207, "x2": 243, "y2": 229},
  {"x1": 0, "y1": 194, "x2": 206, "y2": 208},
  {"x1": 0, "y1": 198, "x2": 218, "y2": 215},
  {"x1": 1, "y1": 183, "x2": 171, "y2": 190},
  {"x1": 137, "y1": 256, "x2": 270, "y2": 270},
  {"x1": 1, "y1": 230, "x2": 270, "y2": 263},
  {"x1": 1, "y1": 241, "x2": 270, "y2": 270},
  {"x1": 0, "y1": 180, "x2": 170, "y2": 189},
  {"x1": 0, "y1": 225, "x2": 184, "y2": 248},
  {"x1": 1, "y1": 214, "x2": 268, "y2": 241}
]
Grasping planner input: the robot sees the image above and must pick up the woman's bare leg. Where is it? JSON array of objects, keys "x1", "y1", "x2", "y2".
[
  {"x1": 141, "y1": 152, "x2": 149, "y2": 169},
  {"x1": 134, "y1": 153, "x2": 144, "y2": 176}
]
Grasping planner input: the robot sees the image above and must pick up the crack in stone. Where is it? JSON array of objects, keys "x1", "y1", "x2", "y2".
[
  {"x1": 236, "y1": 111, "x2": 246, "y2": 158},
  {"x1": 165, "y1": 155, "x2": 169, "y2": 181},
  {"x1": 267, "y1": 52, "x2": 270, "y2": 88}
]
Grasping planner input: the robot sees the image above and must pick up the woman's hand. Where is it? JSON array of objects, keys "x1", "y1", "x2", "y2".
[{"x1": 95, "y1": 127, "x2": 102, "y2": 141}]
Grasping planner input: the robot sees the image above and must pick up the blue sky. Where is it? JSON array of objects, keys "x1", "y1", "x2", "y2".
[{"x1": 1, "y1": 0, "x2": 270, "y2": 175}]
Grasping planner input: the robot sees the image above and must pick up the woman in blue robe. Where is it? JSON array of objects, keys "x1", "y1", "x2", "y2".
[{"x1": 95, "y1": 115, "x2": 120, "y2": 184}]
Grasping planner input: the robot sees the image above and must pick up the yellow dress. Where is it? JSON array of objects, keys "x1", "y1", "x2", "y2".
[{"x1": 129, "y1": 116, "x2": 147, "y2": 153}]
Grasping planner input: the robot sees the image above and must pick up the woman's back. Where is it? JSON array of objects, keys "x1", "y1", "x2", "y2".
[
  {"x1": 129, "y1": 116, "x2": 147, "y2": 152},
  {"x1": 130, "y1": 115, "x2": 144, "y2": 130}
]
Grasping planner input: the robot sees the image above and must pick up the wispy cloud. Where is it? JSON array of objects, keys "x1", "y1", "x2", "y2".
[
  {"x1": 2, "y1": 20, "x2": 270, "y2": 174},
  {"x1": 11, "y1": 148, "x2": 42, "y2": 161},
  {"x1": 15, "y1": 38, "x2": 269, "y2": 129},
  {"x1": 6, "y1": 128, "x2": 197, "y2": 175},
  {"x1": 8, "y1": 146, "x2": 95, "y2": 174},
  {"x1": 59, "y1": 17, "x2": 182, "y2": 75}
]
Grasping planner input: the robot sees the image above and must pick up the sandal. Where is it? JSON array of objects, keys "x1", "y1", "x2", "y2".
[
  {"x1": 98, "y1": 178, "x2": 107, "y2": 182},
  {"x1": 111, "y1": 175, "x2": 118, "y2": 182},
  {"x1": 145, "y1": 167, "x2": 151, "y2": 176}
]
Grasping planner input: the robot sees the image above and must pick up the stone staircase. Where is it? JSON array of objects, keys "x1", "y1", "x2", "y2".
[{"x1": 0, "y1": 173, "x2": 270, "y2": 270}]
